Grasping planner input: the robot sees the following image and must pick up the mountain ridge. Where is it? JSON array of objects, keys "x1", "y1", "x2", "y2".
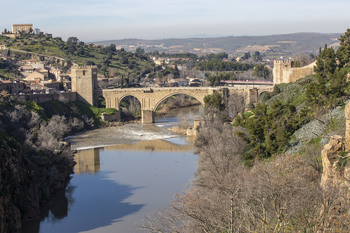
[{"x1": 93, "y1": 32, "x2": 341, "y2": 58}]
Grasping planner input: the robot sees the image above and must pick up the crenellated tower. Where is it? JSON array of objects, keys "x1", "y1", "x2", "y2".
[
  {"x1": 273, "y1": 60, "x2": 292, "y2": 84},
  {"x1": 71, "y1": 66, "x2": 98, "y2": 106}
]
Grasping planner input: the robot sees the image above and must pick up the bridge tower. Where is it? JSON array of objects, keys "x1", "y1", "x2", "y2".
[
  {"x1": 71, "y1": 66, "x2": 98, "y2": 106},
  {"x1": 273, "y1": 60, "x2": 291, "y2": 85}
]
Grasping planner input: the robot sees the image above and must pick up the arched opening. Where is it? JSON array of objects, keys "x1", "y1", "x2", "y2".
[
  {"x1": 97, "y1": 96, "x2": 106, "y2": 108},
  {"x1": 119, "y1": 95, "x2": 141, "y2": 121},
  {"x1": 155, "y1": 94, "x2": 201, "y2": 113},
  {"x1": 154, "y1": 94, "x2": 202, "y2": 127}
]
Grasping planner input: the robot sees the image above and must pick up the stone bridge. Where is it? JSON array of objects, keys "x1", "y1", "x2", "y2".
[
  {"x1": 71, "y1": 66, "x2": 273, "y2": 123},
  {"x1": 95, "y1": 86, "x2": 272, "y2": 123}
]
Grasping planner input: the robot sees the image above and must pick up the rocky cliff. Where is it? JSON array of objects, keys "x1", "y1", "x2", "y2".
[
  {"x1": 0, "y1": 134, "x2": 74, "y2": 233},
  {"x1": 320, "y1": 135, "x2": 350, "y2": 190}
]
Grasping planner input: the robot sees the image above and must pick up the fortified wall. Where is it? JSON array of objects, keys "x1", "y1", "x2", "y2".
[
  {"x1": 14, "y1": 92, "x2": 77, "y2": 104},
  {"x1": 273, "y1": 60, "x2": 316, "y2": 84}
]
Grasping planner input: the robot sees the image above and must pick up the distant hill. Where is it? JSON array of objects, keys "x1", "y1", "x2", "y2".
[{"x1": 94, "y1": 33, "x2": 341, "y2": 58}]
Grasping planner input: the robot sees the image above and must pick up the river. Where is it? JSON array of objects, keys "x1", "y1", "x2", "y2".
[{"x1": 21, "y1": 106, "x2": 201, "y2": 233}]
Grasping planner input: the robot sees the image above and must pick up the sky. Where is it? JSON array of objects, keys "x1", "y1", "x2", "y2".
[{"x1": 1, "y1": 0, "x2": 350, "y2": 42}]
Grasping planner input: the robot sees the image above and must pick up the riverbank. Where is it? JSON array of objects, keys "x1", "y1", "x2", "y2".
[
  {"x1": 0, "y1": 124, "x2": 74, "y2": 233},
  {"x1": 0, "y1": 98, "x2": 113, "y2": 233},
  {"x1": 20, "y1": 105, "x2": 199, "y2": 233}
]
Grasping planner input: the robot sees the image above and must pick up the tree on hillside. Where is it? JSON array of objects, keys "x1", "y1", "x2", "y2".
[
  {"x1": 102, "y1": 44, "x2": 116, "y2": 55},
  {"x1": 306, "y1": 37, "x2": 350, "y2": 108},
  {"x1": 336, "y1": 28, "x2": 350, "y2": 67},
  {"x1": 135, "y1": 47, "x2": 145, "y2": 58},
  {"x1": 252, "y1": 51, "x2": 262, "y2": 62},
  {"x1": 243, "y1": 52, "x2": 251, "y2": 60},
  {"x1": 315, "y1": 44, "x2": 336, "y2": 85},
  {"x1": 254, "y1": 64, "x2": 270, "y2": 79},
  {"x1": 204, "y1": 92, "x2": 225, "y2": 111},
  {"x1": 67, "y1": 37, "x2": 79, "y2": 45}
]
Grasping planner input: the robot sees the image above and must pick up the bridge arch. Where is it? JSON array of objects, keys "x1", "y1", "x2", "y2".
[
  {"x1": 117, "y1": 94, "x2": 142, "y2": 110},
  {"x1": 153, "y1": 92, "x2": 204, "y2": 112},
  {"x1": 118, "y1": 95, "x2": 142, "y2": 120}
]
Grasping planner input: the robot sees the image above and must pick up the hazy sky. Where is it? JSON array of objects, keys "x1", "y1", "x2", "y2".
[{"x1": 1, "y1": 0, "x2": 349, "y2": 42}]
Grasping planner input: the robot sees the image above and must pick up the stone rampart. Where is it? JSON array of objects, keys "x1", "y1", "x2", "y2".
[
  {"x1": 273, "y1": 60, "x2": 316, "y2": 84},
  {"x1": 14, "y1": 92, "x2": 77, "y2": 104}
]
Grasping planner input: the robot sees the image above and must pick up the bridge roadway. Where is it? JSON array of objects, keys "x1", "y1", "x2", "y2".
[{"x1": 96, "y1": 85, "x2": 273, "y2": 123}]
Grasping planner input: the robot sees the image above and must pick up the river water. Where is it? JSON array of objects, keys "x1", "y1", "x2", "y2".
[{"x1": 21, "y1": 106, "x2": 201, "y2": 233}]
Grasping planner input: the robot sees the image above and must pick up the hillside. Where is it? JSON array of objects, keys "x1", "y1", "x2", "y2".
[
  {"x1": 94, "y1": 32, "x2": 340, "y2": 58},
  {"x1": 0, "y1": 33, "x2": 154, "y2": 77},
  {"x1": 142, "y1": 30, "x2": 350, "y2": 233}
]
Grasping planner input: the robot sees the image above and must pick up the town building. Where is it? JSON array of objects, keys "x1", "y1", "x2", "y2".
[
  {"x1": 0, "y1": 80, "x2": 26, "y2": 94},
  {"x1": 25, "y1": 71, "x2": 48, "y2": 83}
]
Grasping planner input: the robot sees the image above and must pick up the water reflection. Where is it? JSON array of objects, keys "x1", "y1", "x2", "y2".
[
  {"x1": 22, "y1": 170, "x2": 145, "y2": 233},
  {"x1": 21, "y1": 186, "x2": 75, "y2": 233},
  {"x1": 73, "y1": 139, "x2": 192, "y2": 176},
  {"x1": 74, "y1": 148, "x2": 100, "y2": 174}
]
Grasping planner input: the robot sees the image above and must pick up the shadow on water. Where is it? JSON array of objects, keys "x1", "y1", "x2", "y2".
[{"x1": 21, "y1": 171, "x2": 144, "y2": 233}]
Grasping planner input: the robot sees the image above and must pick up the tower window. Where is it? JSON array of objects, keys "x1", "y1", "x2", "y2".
[{"x1": 83, "y1": 70, "x2": 86, "y2": 75}]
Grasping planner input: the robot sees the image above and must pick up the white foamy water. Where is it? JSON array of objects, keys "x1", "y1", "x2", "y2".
[{"x1": 67, "y1": 123, "x2": 179, "y2": 151}]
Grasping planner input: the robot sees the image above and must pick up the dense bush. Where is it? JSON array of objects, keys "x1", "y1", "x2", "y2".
[{"x1": 197, "y1": 60, "x2": 253, "y2": 72}]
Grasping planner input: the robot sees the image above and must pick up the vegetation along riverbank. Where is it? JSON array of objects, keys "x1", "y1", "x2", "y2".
[
  {"x1": 141, "y1": 29, "x2": 350, "y2": 232},
  {"x1": 0, "y1": 96, "x2": 115, "y2": 233}
]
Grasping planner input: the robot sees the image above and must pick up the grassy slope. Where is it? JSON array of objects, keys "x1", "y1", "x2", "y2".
[
  {"x1": 236, "y1": 72, "x2": 348, "y2": 166},
  {"x1": 0, "y1": 34, "x2": 154, "y2": 77},
  {"x1": 36, "y1": 100, "x2": 116, "y2": 126}
]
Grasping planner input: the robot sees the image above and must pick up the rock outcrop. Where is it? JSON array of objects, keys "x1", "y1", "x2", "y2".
[
  {"x1": 345, "y1": 102, "x2": 350, "y2": 151},
  {"x1": 0, "y1": 135, "x2": 74, "y2": 233},
  {"x1": 320, "y1": 135, "x2": 350, "y2": 190}
]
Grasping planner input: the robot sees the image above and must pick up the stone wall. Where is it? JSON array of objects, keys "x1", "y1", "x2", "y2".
[
  {"x1": 273, "y1": 60, "x2": 316, "y2": 84},
  {"x1": 101, "y1": 112, "x2": 121, "y2": 122},
  {"x1": 14, "y1": 92, "x2": 77, "y2": 104}
]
